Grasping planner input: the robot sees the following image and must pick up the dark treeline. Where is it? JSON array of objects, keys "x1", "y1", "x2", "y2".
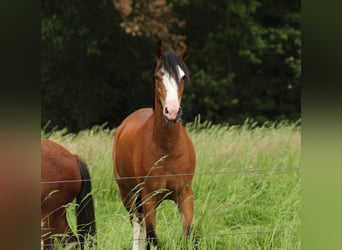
[{"x1": 42, "y1": 0, "x2": 301, "y2": 132}]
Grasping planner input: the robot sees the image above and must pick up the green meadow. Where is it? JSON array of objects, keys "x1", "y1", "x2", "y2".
[{"x1": 42, "y1": 119, "x2": 301, "y2": 249}]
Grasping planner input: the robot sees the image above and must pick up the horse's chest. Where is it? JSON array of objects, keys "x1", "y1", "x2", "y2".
[
  {"x1": 143, "y1": 151, "x2": 186, "y2": 171},
  {"x1": 141, "y1": 153, "x2": 192, "y2": 191}
]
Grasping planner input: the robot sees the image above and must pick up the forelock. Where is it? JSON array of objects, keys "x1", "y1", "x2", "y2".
[{"x1": 161, "y1": 51, "x2": 190, "y2": 84}]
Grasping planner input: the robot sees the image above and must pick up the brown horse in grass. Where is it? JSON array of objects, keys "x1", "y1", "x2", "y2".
[
  {"x1": 113, "y1": 42, "x2": 196, "y2": 249},
  {"x1": 41, "y1": 139, "x2": 96, "y2": 249}
]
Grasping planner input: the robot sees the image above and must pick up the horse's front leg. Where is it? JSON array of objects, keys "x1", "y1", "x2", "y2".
[
  {"x1": 131, "y1": 212, "x2": 146, "y2": 250},
  {"x1": 176, "y1": 185, "x2": 194, "y2": 237},
  {"x1": 141, "y1": 191, "x2": 158, "y2": 250}
]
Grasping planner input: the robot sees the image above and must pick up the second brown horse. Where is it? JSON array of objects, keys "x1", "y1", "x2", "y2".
[
  {"x1": 113, "y1": 42, "x2": 196, "y2": 249},
  {"x1": 41, "y1": 139, "x2": 96, "y2": 249}
]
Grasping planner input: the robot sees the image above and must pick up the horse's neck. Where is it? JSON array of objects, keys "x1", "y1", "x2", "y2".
[{"x1": 151, "y1": 108, "x2": 182, "y2": 151}]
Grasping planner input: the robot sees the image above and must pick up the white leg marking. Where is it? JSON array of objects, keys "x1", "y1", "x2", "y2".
[{"x1": 132, "y1": 214, "x2": 146, "y2": 250}]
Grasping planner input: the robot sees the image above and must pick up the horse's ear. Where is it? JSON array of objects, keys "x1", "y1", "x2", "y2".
[
  {"x1": 155, "y1": 40, "x2": 164, "y2": 60},
  {"x1": 178, "y1": 41, "x2": 190, "y2": 61}
]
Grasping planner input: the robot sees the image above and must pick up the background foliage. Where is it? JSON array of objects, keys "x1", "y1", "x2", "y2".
[{"x1": 42, "y1": 0, "x2": 301, "y2": 132}]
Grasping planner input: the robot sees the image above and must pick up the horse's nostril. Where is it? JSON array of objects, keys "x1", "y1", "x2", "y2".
[
  {"x1": 176, "y1": 107, "x2": 183, "y2": 118},
  {"x1": 164, "y1": 107, "x2": 169, "y2": 114}
]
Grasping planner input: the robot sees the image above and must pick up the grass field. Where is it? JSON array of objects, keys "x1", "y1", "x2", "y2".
[{"x1": 42, "y1": 119, "x2": 301, "y2": 249}]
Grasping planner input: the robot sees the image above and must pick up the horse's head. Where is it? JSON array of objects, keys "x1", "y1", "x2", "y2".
[{"x1": 153, "y1": 41, "x2": 190, "y2": 122}]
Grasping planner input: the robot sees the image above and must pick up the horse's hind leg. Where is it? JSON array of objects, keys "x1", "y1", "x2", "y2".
[
  {"x1": 176, "y1": 186, "x2": 194, "y2": 237},
  {"x1": 41, "y1": 212, "x2": 76, "y2": 249},
  {"x1": 54, "y1": 210, "x2": 78, "y2": 248},
  {"x1": 41, "y1": 218, "x2": 53, "y2": 250},
  {"x1": 42, "y1": 237, "x2": 53, "y2": 250}
]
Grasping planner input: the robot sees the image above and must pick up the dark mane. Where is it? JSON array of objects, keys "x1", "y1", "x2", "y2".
[{"x1": 156, "y1": 51, "x2": 190, "y2": 85}]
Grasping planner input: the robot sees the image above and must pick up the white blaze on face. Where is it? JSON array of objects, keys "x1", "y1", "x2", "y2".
[{"x1": 161, "y1": 65, "x2": 185, "y2": 120}]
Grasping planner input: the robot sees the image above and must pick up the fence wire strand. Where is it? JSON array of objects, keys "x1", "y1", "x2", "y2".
[
  {"x1": 43, "y1": 228, "x2": 299, "y2": 247},
  {"x1": 41, "y1": 166, "x2": 299, "y2": 184}
]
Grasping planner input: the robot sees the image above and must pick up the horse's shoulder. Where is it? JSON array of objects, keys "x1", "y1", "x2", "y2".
[{"x1": 115, "y1": 108, "x2": 153, "y2": 142}]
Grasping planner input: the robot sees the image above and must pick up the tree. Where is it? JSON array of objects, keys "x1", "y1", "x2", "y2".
[
  {"x1": 177, "y1": 0, "x2": 301, "y2": 123},
  {"x1": 114, "y1": 0, "x2": 187, "y2": 47},
  {"x1": 41, "y1": 0, "x2": 301, "y2": 132}
]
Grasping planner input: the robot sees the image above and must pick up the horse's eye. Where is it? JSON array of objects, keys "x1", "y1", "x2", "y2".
[{"x1": 154, "y1": 75, "x2": 161, "y2": 81}]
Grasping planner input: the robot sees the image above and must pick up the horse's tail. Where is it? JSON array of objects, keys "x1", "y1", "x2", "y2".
[{"x1": 76, "y1": 157, "x2": 96, "y2": 248}]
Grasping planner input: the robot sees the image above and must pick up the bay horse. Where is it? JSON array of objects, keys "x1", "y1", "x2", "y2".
[
  {"x1": 113, "y1": 41, "x2": 196, "y2": 249},
  {"x1": 41, "y1": 139, "x2": 96, "y2": 249}
]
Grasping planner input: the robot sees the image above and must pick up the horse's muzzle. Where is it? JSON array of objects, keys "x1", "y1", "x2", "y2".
[{"x1": 163, "y1": 106, "x2": 183, "y2": 122}]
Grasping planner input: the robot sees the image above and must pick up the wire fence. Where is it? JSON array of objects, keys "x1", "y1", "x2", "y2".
[
  {"x1": 43, "y1": 227, "x2": 299, "y2": 248},
  {"x1": 41, "y1": 166, "x2": 299, "y2": 184}
]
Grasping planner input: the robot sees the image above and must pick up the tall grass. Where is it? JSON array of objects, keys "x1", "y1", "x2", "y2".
[{"x1": 42, "y1": 119, "x2": 301, "y2": 249}]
